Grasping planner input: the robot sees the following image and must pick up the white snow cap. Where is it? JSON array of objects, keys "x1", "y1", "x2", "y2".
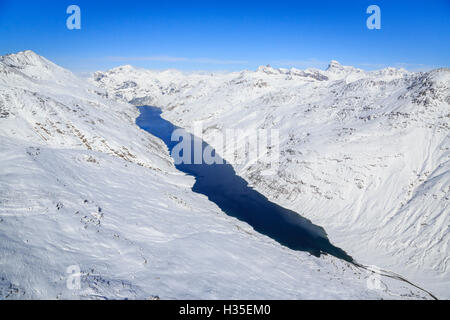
[
  {"x1": 0, "y1": 50, "x2": 48, "y2": 67},
  {"x1": 326, "y1": 60, "x2": 343, "y2": 70},
  {"x1": 256, "y1": 64, "x2": 280, "y2": 74}
]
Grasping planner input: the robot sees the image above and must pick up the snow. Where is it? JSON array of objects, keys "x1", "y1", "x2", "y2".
[
  {"x1": 92, "y1": 58, "x2": 449, "y2": 298},
  {"x1": 1, "y1": 50, "x2": 436, "y2": 300}
]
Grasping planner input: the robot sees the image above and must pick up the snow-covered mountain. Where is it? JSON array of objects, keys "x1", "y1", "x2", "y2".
[
  {"x1": 2, "y1": 50, "x2": 437, "y2": 299},
  {"x1": 92, "y1": 60, "x2": 449, "y2": 298}
]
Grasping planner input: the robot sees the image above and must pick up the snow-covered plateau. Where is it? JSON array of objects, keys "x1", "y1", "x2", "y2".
[
  {"x1": 0, "y1": 50, "x2": 446, "y2": 299},
  {"x1": 92, "y1": 58, "x2": 449, "y2": 299}
]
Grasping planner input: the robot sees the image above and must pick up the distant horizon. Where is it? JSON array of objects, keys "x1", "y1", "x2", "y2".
[
  {"x1": 6, "y1": 49, "x2": 448, "y2": 76},
  {"x1": 1, "y1": 0, "x2": 448, "y2": 73}
]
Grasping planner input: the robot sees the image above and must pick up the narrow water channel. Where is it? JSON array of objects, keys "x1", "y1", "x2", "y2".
[{"x1": 137, "y1": 106, "x2": 353, "y2": 262}]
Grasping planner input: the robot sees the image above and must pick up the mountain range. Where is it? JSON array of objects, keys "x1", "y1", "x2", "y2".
[{"x1": 0, "y1": 50, "x2": 447, "y2": 299}]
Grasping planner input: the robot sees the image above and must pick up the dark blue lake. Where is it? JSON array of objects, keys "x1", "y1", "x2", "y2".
[{"x1": 136, "y1": 106, "x2": 353, "y2": 262}]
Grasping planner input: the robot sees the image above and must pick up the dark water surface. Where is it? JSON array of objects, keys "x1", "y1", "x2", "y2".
[{"x1": 137, "y1": 106, "x2": 353, "y2": 262}]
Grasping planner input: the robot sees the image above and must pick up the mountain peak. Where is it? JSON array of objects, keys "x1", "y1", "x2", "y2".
[
  {"x1": 0, "y1": 50, "x2": 77, "y2": 83},
  {"x1": 256, "y1": 64, "x2": 280, "y2": 75},
  {"x1": 0, "y1": 50, "x2": 52, "y2": 69},
  {"x1": 326, "y1": 60, "x2": 343, "y2": 70},
  {"x1": 18, "y1": 50, "x2": 40, "y2": 57}
]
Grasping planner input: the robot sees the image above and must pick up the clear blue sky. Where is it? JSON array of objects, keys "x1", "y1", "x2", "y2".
[{"x1": 0, "y1": 0, "x2": 449, "y2": 72}]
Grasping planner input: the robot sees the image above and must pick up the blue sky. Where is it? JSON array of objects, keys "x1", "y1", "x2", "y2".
[{"x1": 0, "y1": 0, "x2": 449, "y2": 72}]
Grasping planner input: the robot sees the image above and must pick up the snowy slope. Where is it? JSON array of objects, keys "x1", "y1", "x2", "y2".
[
  {"x1": 92, "y1": 61, "x2": 449, "y2": 298},
  {"x1": 1, "y1": 50, "x2": 435, "y2": 299}
]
